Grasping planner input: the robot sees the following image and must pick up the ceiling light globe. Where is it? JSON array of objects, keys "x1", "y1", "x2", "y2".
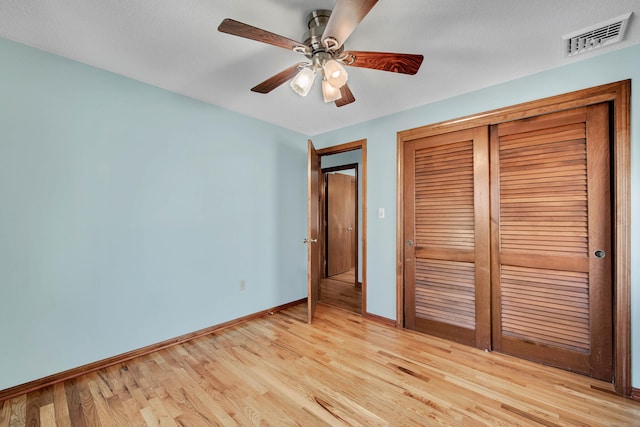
[
  {"x1": 323, "y1": 59, "x2": 348, "y2": 88},
  {"x1": 290, "y1": 67, "x2": 316, "y2": 96},
  {"x1": 322, "y1": 79, "x2": 342, "y2": 103}
]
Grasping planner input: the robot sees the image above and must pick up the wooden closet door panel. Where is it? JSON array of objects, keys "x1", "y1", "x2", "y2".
[
  {"x1": 404, "y1": 127, "x2": 490, "y2": 348},
  {"x1": 491, "y1": 104, "x2": 612, "y2": 380},
  {"x1": 327, "y1": 173, "x2": 356, "y2": 276}
]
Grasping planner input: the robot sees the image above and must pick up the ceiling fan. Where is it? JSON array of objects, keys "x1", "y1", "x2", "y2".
[{"x1": 217, "y1": 0, "x2": 424, "y2": 107}]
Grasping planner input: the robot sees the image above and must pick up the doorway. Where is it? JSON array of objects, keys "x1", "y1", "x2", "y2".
[
  {"x1": 307, "y1": 139, "x2": 367, "y2": 320},
  {"x1": 320, "y1": 165, "x2": 360, "y2": 314}
]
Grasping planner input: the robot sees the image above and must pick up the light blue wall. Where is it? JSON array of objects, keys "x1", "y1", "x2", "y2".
[
  {"x1": 2, "y1": 33, "x2": 638, "y2": 392},
  {"x1": 311, "y1": 44, "x2": 640, "y2": 388},
  {"x1": 0, "y1": 38, "x2": 308, "y2": 390}
]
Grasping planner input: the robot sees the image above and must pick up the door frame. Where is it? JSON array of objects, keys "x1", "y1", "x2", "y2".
[
  {"x1": 321, "y1": 164, "x2": 359, "y2": 281},
  {"x1": 396, "y1": 80, "x2": 631, "y2": 396},
  {"x1": 317, "y1": 139, "x2": 367, "y2": 315}
]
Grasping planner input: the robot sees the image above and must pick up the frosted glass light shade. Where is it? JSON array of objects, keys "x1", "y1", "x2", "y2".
[
  {"x1": 322, "y1": 79, "x2": 342, "y2": 102},
  {"x1": 290, "y1": 67, "x2": 316, "y2": 96},
  {"x1": 323, "y1": 59, "x2": 348, "y2": 88}
]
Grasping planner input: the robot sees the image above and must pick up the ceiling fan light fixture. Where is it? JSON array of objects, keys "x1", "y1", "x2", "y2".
[
  {"x1": 322, "y1": 79, "x2": 342, "y2": 103},
  {"x1": 323, "y1": 59, "x2": 348, "y2": 88},
  {"x1": 290, "y1": 66, "x2": 316, "y2": 96},
  {"x1": 219, "y1": 1, "x2": 424, "y2": 107}
]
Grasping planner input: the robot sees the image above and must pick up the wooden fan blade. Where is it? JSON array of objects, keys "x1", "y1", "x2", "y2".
[
  {"x1": 335, "y1": 84, "x2": 355, "y2": 107},
  {"x1": 251, "y1": 63, "x2": 305, "y2": 94},
  {"x1": 322, "y1": 0, "x2": 378, "y2": 49},
  {"x1": 218, "y1": 19, "x2": 309, "y2": 53},
  {"x1": 342, "y1": 51, "x2": 424, "y2": 75}
]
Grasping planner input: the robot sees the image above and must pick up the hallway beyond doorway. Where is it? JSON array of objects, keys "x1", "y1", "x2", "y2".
[{"x1": 320, "y1": 268, "x2": 361, "y2": 314}]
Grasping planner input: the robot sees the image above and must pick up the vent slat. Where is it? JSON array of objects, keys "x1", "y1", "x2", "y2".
[{"x1": 563, "y1": 12, "x2": 632, "y2": 56}]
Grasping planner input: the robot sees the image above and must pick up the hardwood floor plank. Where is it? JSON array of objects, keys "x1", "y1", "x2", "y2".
[
  {"x1": 140, "y1": 396, "x2": 179, "y2": 427},
  {"x1": 8, "y1": 395, "x2": 26, "y2": 427},
  {"x1": 320, "y1": 278, "x2": 361, "y2": 314},
  {"x1": 328, "y1": 269, "x2": 356, "y2": 284},
  {"x1": 156, "y1": 359, "x2": 236, "y2": 426},
  {"x1": 76, "y1": 377, "x2": 100, "y2": 426},
  {"x1": 24, "y1": 390, "x2": 40, "y2": 427},
  {"x1": 2, "y1": 303, "x2": 640, "y2": 426},
  {"x1": 86, "y1": 380, "x2": 115, "y2": 426},
  {"x1": 120, "y1": 397, "x2": 147, "y2": 426},
  {"x1": 38, "y1": 403, "x2": 56, "y2": 427},
  {"x1": 52, "y1": 383, "x2": 70, "y2": 427},
  {"x1": 0, "y1": 399, "x2": 10, "y2": 427},
  {"x1": 103, "y1": 395, "x2": 128, "y2": 426}
]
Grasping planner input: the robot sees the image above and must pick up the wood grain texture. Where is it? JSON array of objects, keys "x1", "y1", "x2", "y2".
[
  {"x1": 613, "y1": 81, "x2": 632, "y2": 396},
  {"x1": 492, "y1": 104, "x2": 612, "y2": 380},
  {"x1": 316, "y1": 139, "x2": 365, "y2": 156},
  {"x1": 344, "y1": 51, "x2": 423, "y2": 74},
  {"x1": 360, "y1": 142, "x2": 367, "y2": 316},
  {"x1": 415, "y1": 259, "x2": 475, "y2": 329},
  {"x1": 2, "y1": 303, "x2": 639, "y2": 426},
  {"x1": 404, "y1": 127, "x2": 490, "y2": 348},
  {"x1": 397, "y1": 80, "x2": 629, "y2": 141},
  {"x1": 329, "y1": 268, "x2": 356, "y2": 285},
  {"x1": 472, "y1": 126, "x2": 491, "y2": 350},
  {"x1": 335, "y1": 83, "x2": 355, "y2": 107},
  {"x1": 218, "y1": 18, "x2": 307, "y2": 52},
  {"x1": 320, "y1": 273, "x2": 361, "y2": 314},
  {"x1": 327, "y1": 173, "x2": 356, "y2": 276}
]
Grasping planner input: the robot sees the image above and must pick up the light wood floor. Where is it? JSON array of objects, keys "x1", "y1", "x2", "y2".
[
  {"x1": 320, "y1": 269, "x2": 361, "y2": 314},
  {"x1": 327, "y1": 269, "x2": 356, "y2": 285},
  {"x1": 1, "y1": 303, "x2": 639, "y2": 426}
]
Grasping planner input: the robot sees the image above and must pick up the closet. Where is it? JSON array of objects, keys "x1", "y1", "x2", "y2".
[{"x1": 397, "y1": 81, "x2": 630, "y2": 390}]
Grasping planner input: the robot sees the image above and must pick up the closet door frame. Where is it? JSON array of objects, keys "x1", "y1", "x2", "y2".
[{"x1": 396, "y1": 80, "x2": 631, "y2": 396}]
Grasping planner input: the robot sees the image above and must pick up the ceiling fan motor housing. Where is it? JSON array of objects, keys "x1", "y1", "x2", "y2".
[{"x1": 303, "y1": 9, "x2": 341, "y2": 55}]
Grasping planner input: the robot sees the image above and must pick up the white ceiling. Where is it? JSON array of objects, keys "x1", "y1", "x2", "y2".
[{"x1": 1, "y1": 0, "x2": 639, "y2": 135}]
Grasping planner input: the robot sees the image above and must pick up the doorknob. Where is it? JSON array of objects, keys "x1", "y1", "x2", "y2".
[
  {"x1": 406, "y1": 240, "x2": 414, "y2": 247},
  {"x1": 303, "y1": 238, "x2": 318, "y2": 244},
  {"x1": 347, "y1": 226, "x2": 353, "y2": 231},
  {"x1": 594, "y1": 250, "x2": 606, "y2": 258}
]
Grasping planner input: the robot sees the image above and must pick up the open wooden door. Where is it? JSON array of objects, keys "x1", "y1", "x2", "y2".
[{"x1": 307, "y1": 140, "x2": 321, "y2": 323}]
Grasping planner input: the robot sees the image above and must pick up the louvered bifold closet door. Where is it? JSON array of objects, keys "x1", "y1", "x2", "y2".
[
  {"x1": 404, "y1": 127, "x2": 490, "y2": 348},
  {"x1": 490, "y1": 104, "x2": 612, "y2": 380}
]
